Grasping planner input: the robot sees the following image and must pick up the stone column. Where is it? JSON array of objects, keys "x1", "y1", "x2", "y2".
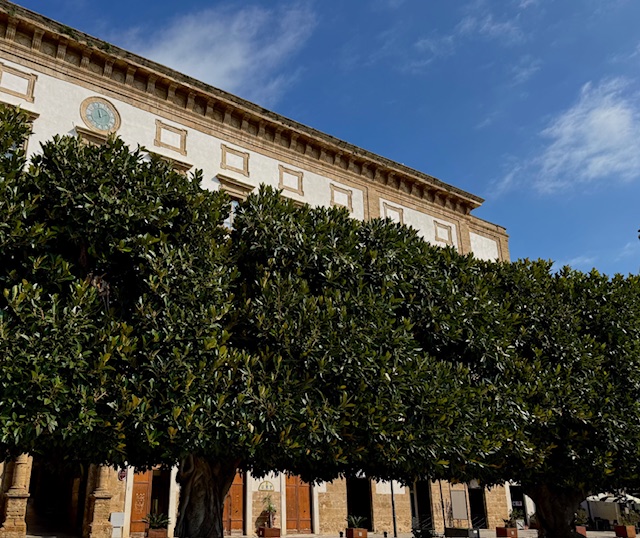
[
  {"x1": 89, "y1": 465, "x2": 113, "y2": 538},
  {"x1": 0, "y1": 454, "x2": 31, "y2": 538}
]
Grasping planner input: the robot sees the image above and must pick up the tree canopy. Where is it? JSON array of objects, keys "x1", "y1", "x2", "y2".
[{"x1": 2, "y1": 105, "x2": 640, "y2": 538}]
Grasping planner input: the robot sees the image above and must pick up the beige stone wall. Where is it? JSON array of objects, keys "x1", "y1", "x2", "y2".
[
  {"x1": 318, "y1": 479, "x2": 347, "y2": 534},
  {"x1": 252, "y1": 490, "x2": 282, "y2": 532},
  {"x1": 429, "y1": 481, "x2": 471, "y2": 533},
  {"x1": 484, "y1": 485, "x2": 509, "y2": 531},
  {"x1": 371, "y1": 483, "x2": 412, "y2": 533}
]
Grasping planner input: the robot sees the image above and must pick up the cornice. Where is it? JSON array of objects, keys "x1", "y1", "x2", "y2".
[{"x1": 0, "y1": 0, "x2": 484, "y2": 215}]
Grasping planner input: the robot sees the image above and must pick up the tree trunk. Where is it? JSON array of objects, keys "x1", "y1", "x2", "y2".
[
  {"x1": 175, "y1": 455, "x2": 241, "y2": 538},
  {"x1": 526, "y1": 484, "x2": 585, "y2": 538}
]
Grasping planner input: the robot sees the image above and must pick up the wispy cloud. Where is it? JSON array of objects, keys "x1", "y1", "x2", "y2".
[
  {"x1": 517, "y1": 0, "x2": 540, "y2": 9},
  {"x1": 616, "y1": 240, "x2": 640, "y2": 261},
  {"x1": 119, "y1": 3, "x2": 316, "y2": 107},
  {"x1": 372, "y1": 0, "x2": 407, "y2": 9},
  {"x1": 510, "y1": 55, "x2": 542, "y2": 85},
  {"x1": 496, "y1": 77, "x2": 640, "y2": 194},
  {"x1": 553, "y1": 255, "x2": 597, "y2": 272},
  {"x1": 409, "y1": 3, "x2": 525, "y2": 72},
  {"x1": 456, "y1": 12, "x2": 524, "y2": 44}
]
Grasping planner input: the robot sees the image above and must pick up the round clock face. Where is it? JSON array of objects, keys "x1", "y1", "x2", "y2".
[{"x1": 80, "y1": 97, "x2": 121, "y2": 133}]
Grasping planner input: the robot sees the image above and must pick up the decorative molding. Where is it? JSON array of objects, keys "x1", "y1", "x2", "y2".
[
  {"x1": 0, "y1": 61, "x2": 36, "y2": 102},
  {"x1": 154, "y1": 119, "x2": 187, "y2": 156},
  {"x1": 0, "y1": 99, "x2": 39, "y2": 121},
  {"x1": 148, "y1": 150, "x2": 192, "y2": 175},
  {"x1": 382, "y1": 202, "x2": 404, "y2": 224},
  {"x1": 434, "y1": 221, "x2": 453, "y2": 246},
  {"x1": 221, "y1": 144, "x2": 250, "y2": 177},
  {"x1": 75, "y1": 125, "x2": 108, "y2": 146},
  {"x1": 330, "y1": 183, "x2": 353, "y2": 213},
  {"x1": 278, "y1": 164, "x2": 304, "y2": 196},
  {"x1": 0, "y1": 4, "x2": 485, "y2": 217},
  {"x1": 217, "y1": 174, "x2": 254, "y2": 200}
]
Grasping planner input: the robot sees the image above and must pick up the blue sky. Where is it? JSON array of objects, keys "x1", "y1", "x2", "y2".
[{"x1": 14, "y1": 0, "x2": 640, "y2": 275}]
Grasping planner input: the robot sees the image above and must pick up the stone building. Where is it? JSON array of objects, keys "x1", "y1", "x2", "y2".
[{"x1": 0, "y1": 1, "x2": 519, "y2": 537}]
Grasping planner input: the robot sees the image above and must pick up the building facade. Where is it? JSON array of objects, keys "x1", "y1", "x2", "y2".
[{"x1": 0, "y1": 1, "x2": 514, "y2": 537}]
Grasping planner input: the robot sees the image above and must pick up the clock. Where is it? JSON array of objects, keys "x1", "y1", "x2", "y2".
[{"x1": 80, "y1": 97, "x2": 121, "y2": 133}]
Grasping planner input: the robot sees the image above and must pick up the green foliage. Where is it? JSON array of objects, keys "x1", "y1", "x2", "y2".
[
  {"x1": 144, "y1": 513, "x2": 170, "y2": 529},
  {"x1": 619, "y1": 510, "x2": 640, "y2": 527},
  {"x1": 230, "y1": 187, "x2": 493, "y2": 482},
  {"x1": 0, "y1": 105, "x2": 239, "y2": 466},
  {"x1": 346, "y1": 515, "x2": 366, "y2": 528}
]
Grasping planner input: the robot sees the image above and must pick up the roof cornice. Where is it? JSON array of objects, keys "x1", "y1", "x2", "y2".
[{"x1": 0, "y1": 0, "x2": 484, "y2": 212}]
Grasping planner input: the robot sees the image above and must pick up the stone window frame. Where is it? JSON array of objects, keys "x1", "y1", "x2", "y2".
[
  {"x1": 154, "y1": 119, "x2": 187, "y2": 156},
  {"x1": 382, "y1": 201, "x2": 404, "y2": 224},
  {"x1": 330, "y1": 183, "x2": 353, "y2": 213},
  {"x1": 1, "y1": 101, "x2": 39, "y2": 153},
  {"x1": 218, "y1": 174, "x2": 254, "y2": 229},
  {"x1": 148, "y1": 150, "x2": 192, "y2": 175},
  {"x1": 75, "y1": 125, "x2": 108, "y2": 146},
  {"x1": 434, "y1": 220, "x2": 453, "y2": 246},
  {"x1": 220, "y1": 144, "x2": 250, "y2": 177},
  {"x1": 0, "y1": 62, "x2": 37, "y2": 102},
  {"x1": 278, "y1": 164, "x2": 304, "y2": 196}
]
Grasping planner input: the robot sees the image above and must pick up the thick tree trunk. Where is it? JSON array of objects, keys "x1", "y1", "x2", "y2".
[
  {"x1": 526, "y1": 484, "x2": 585, "y2": 538},
  {"x1": 175, "y1": 455, "x2": 241, "y2": 538}
]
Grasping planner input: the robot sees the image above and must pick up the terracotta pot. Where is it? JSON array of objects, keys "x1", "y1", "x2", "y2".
[
  {"x1": 258, "y1": 527, "x2": 281, "y2": 537},
  {"x1": 575, "y1": 525, "x2": 587, "y2": 537},
  {"x1": 615, "y1": 525, "x2": 637, "y2": 538},
  {"x1": 346, "y1": 528, "x2": 368, "y2": 538},
  {"x1": 496, "y1": 527, "x2": 518, "y2": 537},
  {"x1": 146, "y1": 529, "x2": 167, "y2": 538}
]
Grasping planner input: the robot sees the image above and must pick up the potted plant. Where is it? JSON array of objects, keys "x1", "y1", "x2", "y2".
[
  {"x1": 615, "y1": 509, "x2": 640, "y2": 538},
  {"x1": 143, "y1": 513, "x2": 169, "y2": 538},
  {"x1": 496, "y1": 509, "x2": 521, "y2": 538},
  {"x1": 258, "y1": 494, "x2": 280, "y2": 538},
  {"x1": 346, "y1": 515, "x2": 368, "y2": 538},
  {"x1": 574, "y1": 508, "x2": 588, "y2": 537}
]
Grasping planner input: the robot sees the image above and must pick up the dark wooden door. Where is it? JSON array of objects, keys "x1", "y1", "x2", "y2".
[
  {"x1": 223, "y1": 473, "x2": 245, "y2": 534},
  {"x1": 286, "y1": 475, "x2": 312, "y2": 533},
  {"x1": 130, "y1": 470, "x2": 153, "y2": 534}
]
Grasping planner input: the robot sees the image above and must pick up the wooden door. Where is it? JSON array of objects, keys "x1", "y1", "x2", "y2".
[
  {"x1": 223, "y1": 472, "x2": 245, "y2": 534},
  {"x1": 130, "y1": 470, "x2": 153, "y2": 534},
  {"x1": 286, "y1": 475, "x2": 312, "y2": 533}
]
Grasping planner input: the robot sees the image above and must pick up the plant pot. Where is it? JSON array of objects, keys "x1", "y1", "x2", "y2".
[
  {"x1": 146, "y1": 529, "x2": 168, "y2": 538},
  {"x1": 575, "y1": 525, "x2": 587, "y2": 537},
  {"x1": 444, "y1": 528, "x2": 479, "y2": 538},
  {"x1": 615, "y1": 525, "x2": 637, "y2": 538},
  {"x1": 346, "y1": 528, "x2": 368, "y2": 538},
  {"x1": 258, "y1": 527, "x2": 281, "y2": 538},
  {"x1": 496, "y1": 527, "x2": 518, "y2": 537}
]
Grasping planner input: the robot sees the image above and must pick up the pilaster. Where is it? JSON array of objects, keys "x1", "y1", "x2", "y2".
[
  {"x1": 88, "y1": 465, "x2": 113, "y2": 538},
  {"x1": 0, "y1": 454, "x2": 31, "y2": 538}
]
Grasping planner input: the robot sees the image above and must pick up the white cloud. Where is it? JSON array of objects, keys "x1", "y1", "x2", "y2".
[
  {"x1": 517, "y1": 0, "x2": 540, "y2": 9},
  {"x1": 410, "y1": 4, "x2": 524, "y2": 72},
  {"x1": 496, "y1": 78, "x2": 640, "y2": 194},
  {"x1": 510, "y1": 55, "x2": 542, "y2": 85},
  {"x1": 616, "y1": 240, "x2": 640, "y2": 261},
  {"x1": 553, "y1": 255, "x2": 597, "y2": 272},
  {"x1": 119, "y1": 3, "x2": 316, "y2": 107},
  {"x1": 373, "y1": 0, "x2": 407, "y2": 9}
]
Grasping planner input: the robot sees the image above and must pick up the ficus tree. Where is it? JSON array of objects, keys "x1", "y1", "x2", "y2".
[
  {"x1": 470, "y1": 260, "x2": 640, "y2": 538},
  {"x1": 0, "y1": 107, "x2": 481, "y2": 538}
]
